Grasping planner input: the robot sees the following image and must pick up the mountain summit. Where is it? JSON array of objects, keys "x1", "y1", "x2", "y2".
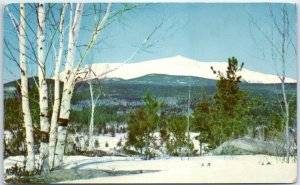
[{"x1": 78, "y1": 56, "x2": 296, "y2": 84}]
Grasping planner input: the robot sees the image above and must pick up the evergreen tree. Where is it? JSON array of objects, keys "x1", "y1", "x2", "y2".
[
  {"x1": 126, "y1": 91, "x2": 163, "y2": 159},
  {"x1": 166, "y1": 115, "x2": 195, "y2": 156},
  {"x1": 193, "y1": 57, "x2": 253, "y2": 149},
  {"x1": 211, "y1": 57, "x2": 250, "y2": 146},
  {"x1": 192, "y1": 89, "x2": 213, "y2": 153},
  {"x1": 211, "y1": 57, "x2": 245, "y2": 115}
]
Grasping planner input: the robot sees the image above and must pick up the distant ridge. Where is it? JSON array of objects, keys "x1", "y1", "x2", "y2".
[
  {"x1": 71, "y1": 56, "x2": 296, "y2": 84},
  {"x1": 99, "y1": 74, "x2": 217, "y2": 86}
]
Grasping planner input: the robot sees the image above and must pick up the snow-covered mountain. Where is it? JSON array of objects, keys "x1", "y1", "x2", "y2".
[{"x1": 78, "y1": 56, "x2": 296, "y2": 84}]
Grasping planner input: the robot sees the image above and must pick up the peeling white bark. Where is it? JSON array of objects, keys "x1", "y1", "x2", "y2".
[
  {"x1": 19, "y1": 3, "x2": 35, "y2": 172},
  {"x1": 54, "y1": 3, "x2": 84, "y2": 168},
  {"x1": 281, "y1": 71, "x2": 290, "y2": 163},
  {"x1": 54, "y1": 3, "x2": 112, "y2": 168},
  {"x1": 37, "y1": 3, "x2": 50, "y2": 174},
  {"x1": 88, "y1": 80, "x2": 100, "y2": 151},
  {"x1": 88, "y1": 81, "x2": 95, "y2": 151},
  {"x1": 49, "y1": 3, "x2": 67, "y2": 170}
]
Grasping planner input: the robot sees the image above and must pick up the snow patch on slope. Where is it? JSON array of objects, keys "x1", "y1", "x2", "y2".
[{"x1": 76, "y1": 56, "x2": 296, "y2": 84}]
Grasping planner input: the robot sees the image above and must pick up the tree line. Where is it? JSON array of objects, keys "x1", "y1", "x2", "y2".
[{"x1": 125, "y1": 57, "x2": 296, "y2": 158}]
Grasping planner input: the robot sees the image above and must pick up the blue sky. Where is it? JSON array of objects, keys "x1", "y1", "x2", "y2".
[{"x1": 3, "y1": 3, "x2": 297, "y2": 82}]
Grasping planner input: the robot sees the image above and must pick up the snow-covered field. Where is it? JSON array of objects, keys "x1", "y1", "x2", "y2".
[
  {"x1": 4, "y1": 155, "x2": 297, "y2": 183},
  {"x1": 3, "y1": 133, "x2": 297, "y2": 183}
]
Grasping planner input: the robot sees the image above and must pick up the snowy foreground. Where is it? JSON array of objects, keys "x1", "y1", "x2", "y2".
[{"x1": 4, "y1": 155, "x2": 297, "y2": 183}]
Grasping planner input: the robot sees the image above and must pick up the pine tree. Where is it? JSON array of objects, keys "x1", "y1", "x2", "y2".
[
  {"x1": 211, "y1": 57, "x2": 245, "y2": 115},
  {"x1": 211, "y1": 57, "x2": 249, "y2": 146},
  {"x1": 166, "y1": 115, "x2": 195, "y2": 156},
  {"x1": 193, "y1": 57, "x2": 252, "y2": 149},
  {"x1": 126, "y1": 91, "x2": 163, "y2": 159},
  {"x1": 192, "y1": 90, "x2": 213, "y2": 152}
]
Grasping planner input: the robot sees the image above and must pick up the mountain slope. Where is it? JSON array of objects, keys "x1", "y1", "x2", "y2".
[
  {"x1": 79, "y1": 56, "x2": 296, "y2": 84},
  {"x1": 99, "y1": 74, "x2": 217, "y2": 86}
]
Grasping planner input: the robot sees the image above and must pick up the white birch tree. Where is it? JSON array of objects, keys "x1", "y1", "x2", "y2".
[
  {"x1": 54, "y1": 3, "x2": 83, "y2": 168},
  {"x1": 86, "y1": 65, "x2": 102, "y2": 151},
  {"x1": 6, "y1": 4, "x2": 36, "y2": 172},
  {"x1": 186, "y1": 83, "x2": 192, "y2": 158},
  {"x1": 271, "y1": 5, "x2": 295, "y2": 163},
  {"x1": 88, "y1": 80, "x2": 101, "y2": 151},
  {"x1": 37, "y1": 3, "x2": 51, "y2": 174},
  {"x1": 249, "y1": 4, "x2": 296, "y2": 163},
  {"x1": 19, "y1": 4, "x2": 36, "y2": 172},
  {"x1": 48, "y1": 3, "x2": 67, "y2": 170},
  {"x1": 54, "y1": 3, "x2": 112, "y2": 167}
]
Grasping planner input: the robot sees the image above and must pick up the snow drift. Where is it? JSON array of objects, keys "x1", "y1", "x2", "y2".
[{"x1": 210, "y1": 137, "x2": 286, "y2": 155}]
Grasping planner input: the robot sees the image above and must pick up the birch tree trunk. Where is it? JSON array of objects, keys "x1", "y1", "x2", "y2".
[
  {"x1": 186, "y1": 84, "x2": 191, "y2": 157},
  {"x1": 19, "y1": 3, "x2": 36, "y2": 172},
  {"x1": 54, "y1": 3, "x2": 84, "y2": 168},
  {"x1": 281, "y1": 68, "x2": 290, "y2": 163},
  {"x1": 88, "y1": 82, "x2": 95, "y2": 151},
  {"x1": 249, "y1": 4, "x2": 294, "y2": 163},
  {"x1": 37, "y1": 3, "x2": 50, "y2": 174},
  {"x1": 54, "y1": 3, "x2": 111, "y2": 168},
  {"x1": 283, "y1": 83, "x2": 290, "y2": 163},
  {"x1": 88, "y1": 81, "x2": 100, "y2": 151},
  {"x1": 49, "y1": 3, "x2": 67, "y2": 170},
  {"x1": 54, "y1": 3, "x2": 111, "y2": 167},
  {"x1": 278, "y1": 6, "x2": 290, "y2": 163}
]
